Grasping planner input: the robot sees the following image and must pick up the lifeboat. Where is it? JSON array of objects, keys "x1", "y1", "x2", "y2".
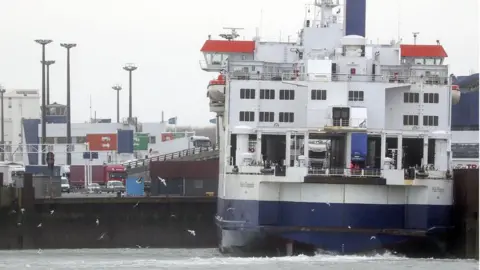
[
  {"x1": 451, "y1": 85, "x2": 461, "y2": 105},
  {"x1": 207, "y1": 74, "x2": 226, "y2": 102}
]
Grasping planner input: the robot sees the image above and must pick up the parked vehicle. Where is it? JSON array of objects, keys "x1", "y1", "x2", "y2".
[
  {"x1": 106, "y1": 180, "x2": 125, "y2": 193},
  {"x1": 61, "y1": 177, "x2": 71, "y2": 193},
  {"x1": 69, "y1": 164, "x2": 127, "y2": 188},
  {"x1": 86, "y1": 183, "x2": 102, "y2": 193}
]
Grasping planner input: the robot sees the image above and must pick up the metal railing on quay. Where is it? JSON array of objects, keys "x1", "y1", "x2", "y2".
[
  {"x1": 308, "y1": 167, "x2": 382, "y2": 177},
  {"x1": 124, "y1": 144, "x2": 219, "y2": 170},
  {"x1": 228, "y1": 72, "x2": 451, "y2": 85}
]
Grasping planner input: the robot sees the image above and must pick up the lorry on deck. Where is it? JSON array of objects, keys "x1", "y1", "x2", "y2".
[{"x1": 69, "y1": 164, "x2": 127, "y2": 188}]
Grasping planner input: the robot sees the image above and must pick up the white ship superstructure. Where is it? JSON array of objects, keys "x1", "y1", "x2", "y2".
[{"x1": 201, "y1": 0, "x2": 456, "y2": 255}]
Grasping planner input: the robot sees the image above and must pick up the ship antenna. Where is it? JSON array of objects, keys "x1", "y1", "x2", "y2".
[
  {"x1": 412, "y1": 32, "x2": 420, "y2": 45},
  {"x1": 397, "y1": 0, "x2": 401, "y2": 42},
  {"x1": 220, "y1": 27, "x2": 244, "y2": 41},
  {"x1": 89, "y1": 94, "x2": 92, "y2": 123}
]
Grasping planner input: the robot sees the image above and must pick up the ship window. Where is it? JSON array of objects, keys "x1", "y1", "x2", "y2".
[
  {"x1": 260, "y1": 89, "x2": 275, "y2": 99},
  {"x1": 403, "y1": 115, "x2": 419, "y2": 126},
  {"x1": 415, "y1": 58, "x2": 424, "y2": 65},
  {"x1": 149, "y1": 136, "x2": 156, "y2": 144},
  {"x1": 423, "y1": 115, "x2": 439, "y2": 126},
  {"x1": 42, "y1": 137, "x2": 55, "y2": 144},
  {"x1": 403, "y1": 92, "x2": 419, "y2": 103},
  {"x1": 348, "y1": 91, "x2": 364, "y2": 101},
  {"x1": 240, "y1": 88, "x2": 255, "y2": 99},
  {"x1": 259, "y1": 112, "x2": 274, "y2": 122},
  {"x1": 279, "y1": 89, "x2": 295, "y2": 100},
  {"x1": 75, "y1": 136, "x2": 86, "y2": 143},
  {"x1": 423, "y1": 93, "x2": 439, "y2": 103},
  {"x1": 279, "y1": 112, "x2": 294, "y2": 123},
  {"x1": 239, "y1": 111, "x2": 255, "y2": 122},
  {"x1": 311, "y1": 89, "x2": 327, "y2": 100}
]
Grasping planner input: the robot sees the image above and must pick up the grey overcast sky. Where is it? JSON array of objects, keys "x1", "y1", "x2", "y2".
[{"x1": 0, "y1": 0, "x2": 478, "y2": 126}]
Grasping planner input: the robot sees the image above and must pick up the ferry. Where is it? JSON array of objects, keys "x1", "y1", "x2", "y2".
[{"x1": 200, "y1": 0, "x2": 458, "y2": 256}]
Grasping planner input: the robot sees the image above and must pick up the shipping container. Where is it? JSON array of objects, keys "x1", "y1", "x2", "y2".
[
  {"x1": 69, "y1": 165, "x2": 105, "y2": 187},
  {"x1": 150, "y1": 160, "x2": 218, "y2": 196},
  {"x1": 150, "y1": 160, "x2": 219, "y2": 179},
  {"x1": 151, "y1": 178, "x2": 183, "y2": 196}
]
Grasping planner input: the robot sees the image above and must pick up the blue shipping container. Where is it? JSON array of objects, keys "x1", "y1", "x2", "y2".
[
  {"x1": 351, "y1": 133, "x2": 367, "y2": 161},
  {"x1": 117, "y1": 129, "x2": 134, "y2": 154},
  {"x1": 125, "y1": 176, "x2": 144, "y2": 196},
  {"x1": 345, "y1": 0, "x2": 366, "y2": 37}
]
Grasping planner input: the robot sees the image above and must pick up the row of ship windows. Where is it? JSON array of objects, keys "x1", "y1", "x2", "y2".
[
  {"x1": 239, "y1": 111, "x2": 295, "y2": 123},
  {"x1": 403, "y1": 115, "x2": 439, "y2": 126},
  {"x1": 240, "y1": 112, "x2": 439, "y2": 126},
  {"x1": 404, "y1": 93, "x2": 440, "y2": 104},
  {"x1": 240, "y1": 89, "x2": 365, "y2": 101}
]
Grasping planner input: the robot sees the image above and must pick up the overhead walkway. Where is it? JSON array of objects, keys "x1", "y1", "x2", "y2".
[{"x1": 124, "y1": 145, "x2": 219, "y2": 177}]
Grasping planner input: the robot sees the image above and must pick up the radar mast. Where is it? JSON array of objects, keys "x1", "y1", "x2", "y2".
[{"x1": 219, "y1": 27, "x2": 244, "y2": 41}]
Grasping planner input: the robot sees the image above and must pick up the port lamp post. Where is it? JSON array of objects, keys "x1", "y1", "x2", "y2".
[
  {"x1": 123, "y1": 63, "x2": 137, "y2": 124},
  {"x1": 112, "y1": 85, "x2": 122, "y2": 123},
  {"x1": 0, "y1": 86, "x2": 5, "y2": 162},
  {"x1": 60, "y1": 43, "x2": 77, "y2": 165},
  {"x1": 35, "y1": 39, "x2": 53, "y2": 165},
  {"x1": 42, "y1": 60, "x2": 55, "y2": 105}
]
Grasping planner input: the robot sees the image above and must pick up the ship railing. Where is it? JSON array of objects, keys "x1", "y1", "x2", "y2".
[
  {"x1": 308, "y1": 167, "x2": 382, "y2": 177},
  {"x1": 123, "y1": 144, "x2": 219, "y2": 170},
  {"x1": 324, "y1": 118, "x2": 367, "y2": 129},
  {"x1": 228, "y1": 72, "x2": 451, "y2": 85}
]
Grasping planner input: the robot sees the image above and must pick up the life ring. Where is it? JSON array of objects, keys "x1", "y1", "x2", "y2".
[{"x1": 248, "y1": 147, "x2": 255, "y2": 153}]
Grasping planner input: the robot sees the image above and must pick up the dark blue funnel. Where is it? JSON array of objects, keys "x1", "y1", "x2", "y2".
[{"x1": 345, "y1": 0, "x2": 366, "y2": 37}]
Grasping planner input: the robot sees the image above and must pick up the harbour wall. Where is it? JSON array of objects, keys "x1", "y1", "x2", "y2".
[
  {"x1": 449, "y1": 168, "x2": 479, "y2": 259},
  {"x1": 0, "y1": 196, "x2": 217, "y2": 250}
]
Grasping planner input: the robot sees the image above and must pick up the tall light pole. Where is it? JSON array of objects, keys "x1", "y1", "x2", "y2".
[
  {"x1": 35, "y1": 39, "x2": 53, "y2": 165},
  {"x1": 0, "y1": 86, "x2": 5, "y2": 162},
  {"x1": 60, "y1": 43, "x2": 76, "y2": 165},
  {"x1": 123, "y1": 63, "x2": 137, "y2": 124},
  {"x1": 112, "y1": 84, "x2": 122, "y2": 123},
  {"x1": 43, "y1": 60, "x2": 55, "y2": 105}
]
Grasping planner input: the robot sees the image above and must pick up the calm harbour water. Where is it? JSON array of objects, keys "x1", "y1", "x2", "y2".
[{"x1": 0, "y1": 248, "x2": 476, "y2": 270}]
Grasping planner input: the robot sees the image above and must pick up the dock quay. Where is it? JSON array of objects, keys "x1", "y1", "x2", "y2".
[
  {"x1": 0, "y1": 172, "x2": 217, "y2": 250},
  {"x1": 449, "y1": 168, "x2": 479, "y2": 259}
]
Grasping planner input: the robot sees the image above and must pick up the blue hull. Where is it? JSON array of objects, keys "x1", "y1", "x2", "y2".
[{"x1": 217, "y1": 198, "x2": 452, "y2": 255}]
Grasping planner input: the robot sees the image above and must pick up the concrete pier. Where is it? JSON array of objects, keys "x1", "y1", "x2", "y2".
[{"x1": 0, "y1": 196, "x2": 216, "y2": 250}]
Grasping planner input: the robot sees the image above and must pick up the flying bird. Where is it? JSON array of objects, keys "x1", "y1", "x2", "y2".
[
  {"x1": 98, "y1": 233, "x2": 106, "y2": 240},
  {"x1": 37, "y1": 223, "x2": 42, "y2": 228},
  {"x1": 133, "y1": 201, "x2": 140, "y2": 208},
  {"x1": 96, "y1": 219, "x2": 100, "y2": 226},
  {"x1": 157, "y1": 176, "x2": 167, "y2": 186},
  {"x1": 187, "y1": 229, "x2": 196, "y2": 236},
  {"x1": 20, "y1": 208, "x2": 25, "y2": 214},
  {"x1": 348, "y1": 226, "x2": 351, "y2": 229},
  {"x1": 325, "y1": 202, "x2": 331, "y2": 206},
  {"x1": 370, "y1": 236, "x2": 376, "y2": 240},
  {"x1": 50, "y1": 210, "x2": 55, "y2": 215}
]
